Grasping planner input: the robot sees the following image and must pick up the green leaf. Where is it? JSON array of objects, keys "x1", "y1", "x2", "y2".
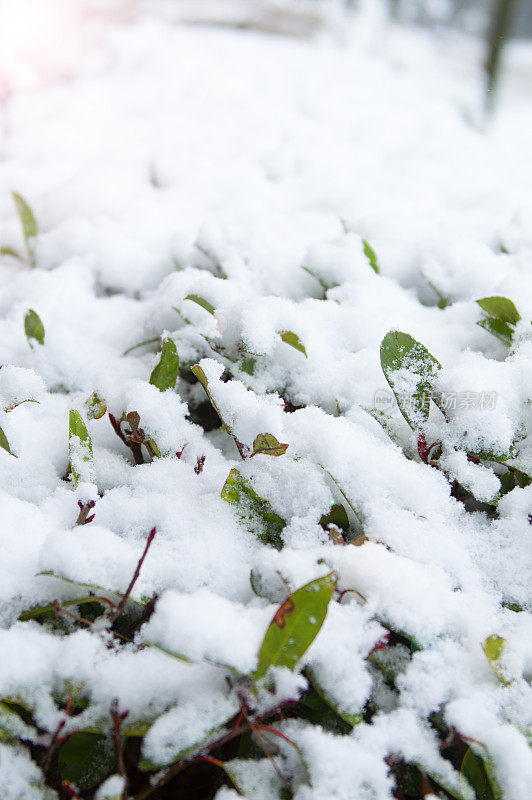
[
  {"x1": 240, "y1": 356, "x2": 256, "y2": 376},
  {"x1": 69, "y1": 410, "x2": 94, "y2": 487},
  {"x1": 222, "y1": 468, "x2": 286, "y2": 550},
  {"x1": 320, "y1": 503, "x2": 349, "y2": 534},
  {"x1": 12, "y1": 192, "x2": 37, "y2": 267},
  {"x1": 149, "y1": 337, "x2": 179, "y2": 392},
  {"x1": 84, "y1": 392, "x2": 107, "y2": 420},
  {"x1": 18, "y1": 597, "x2": 110, "y2": 622},
  {"x1": 185, "y1": 294, "x2": 215, "y2": 315},
  {"x1": 24, "y1": 309, "x2": 45, "y2": 347},
  {"x1": 58, "y1": 731, "x2": 115, "y2": 790},
  {"x1": 280, "y1": 330, "x2": 308, "y2": 358},
  {"x1": 362, "y1": 239, "x2": 379, "y2": 274},
  {"x1": 297, "y1": 686, "x2": 353, "y2": 734},
  {"x1": 477, "y1": 317, "x2": 514, "y2": 347},
  {"x1": 460, "y1": 747, "x2": 501, "y2": 800},
  {"x1": 252, "y1": 433, "x2": 289, "y2": 457},
  {"x1": 0, "y1": 428, "x2": 12, "y2": 456},
  {"x1": 0, "y1": 246, "x2": 23, "y2": 260},
  {"x1": 477, "y1": 296, "x2": 520, "y2": 325},
  {"x1": 481, "y1": 634, "x2": 509, "y2": 686},
  {"x1": 306, "y1": 668, "x2": 362, "y2": 728},
  {"x1": 191, "y1": 364, "x2": 224, "y2": 424},
  {"x1": 380, "y1": 331, "x2": 441, "y2": 430},
  {"x1": 254, "y1": 572, "x2": 336, "y2": 686}
]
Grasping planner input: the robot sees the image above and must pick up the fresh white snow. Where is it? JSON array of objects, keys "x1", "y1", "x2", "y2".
[{"x1": 0, "y1": 0, "x2": 531, "y2": 798}]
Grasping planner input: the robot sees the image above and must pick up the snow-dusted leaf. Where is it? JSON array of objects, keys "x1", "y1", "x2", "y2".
[
  {"x1": 225, "y1": 758, "x2": 284, "y2": 800},
  {"x1": 69, "y1": 410, "x2": 94, "y2": 486},
  {"x1": 58, "y1": 731, "x2": 115, "y2": 790},
  {"x1": 380, "y1": 331, "x2": 441, "y2": 430},
  {"x1": 85, "y1": 392, "x2": 107, "y2": 420},
  {"x1": 12, "y1": 192, "x2": 37, "y2": 267},
  {"x1": 254, "y1": 572, "x2": 336, "y2": 686},
  {"x1": 185, "y1": 294, "x2": 215, "y2": 315},
  {"x1": 252, "y1": 433, "x2": 289, "y2": 457},
  {"x1": 222, "y1": 468, "x2": 285, "y2": 549},
  {"x1": 280, "y1": 330, "x2": 307, "y2": 357},
  {"x1": 149, "y1": 337, "x2": 179, "y2": 391},
  {"x1": 24, "y1": 309, "x2": 45, "y2": 348},
  {"x1": 481, "y1": 634, "x2": 509, "y2": 686},
  {"x1": 306, "y1": 669, "x2": 362, "y2": 728},
  {"x1": 362, "y1": 239, "x2": 379, "y2": 274}
]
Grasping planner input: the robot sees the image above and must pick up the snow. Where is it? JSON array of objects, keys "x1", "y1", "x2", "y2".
[{"x1": 0, "y1": 0, "x2": 531, "y2": 797}]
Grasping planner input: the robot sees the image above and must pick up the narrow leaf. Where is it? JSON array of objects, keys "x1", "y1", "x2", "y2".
[
  {"x1": 69, "y1": 410, "x2": 94, "y2": 487},
  {"x1": 24, "y1": 309, "x2": 45, "y2": 347},
  {"x1": 185, "y1": 294, "x2": 215, "y2": 315},
  {"x1": 380, "y1": 331, "x2": 441, "y2": 430},
  {"x1": 362, "y1": 239, "x2": 379, "y2": 274},
  {"x1": 149, "y1": 338, "x2": 179, "y2": 392},
  {"x1": 280, "y1": 330, "x2": 307, "y2": 358},
  {"x1": 12, "y1": 192, "x2": 37, "y2": 267},
  {"x1": 191, "y1": 364, "x2": 224, "y2": 424},
  {"x1": 222, "y1": 468, "x2": 285, "y2": 550},
  {"x1": 0, "y1": 246, "x2": 23, "y2": 260},
  {"x1": 252, "y1": 433, "x2": 289, "y2": 457},
  {"x1": 0, "y1": 427, "x2": 12, "y2": 456},
  {"x1": 254, "y1": 572, "x2": 336, "y2": 686}
]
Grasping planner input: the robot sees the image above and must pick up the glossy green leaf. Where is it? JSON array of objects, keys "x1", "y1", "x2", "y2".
[
  {"x1": 58, "y1": 731, "x2": 115, "y2": 790},
  {"x1": 185, "y1": 294, "x2": 215, "y2": 315},
  {"x1": 252, "y1": 433, "x2": 289, "y2": 457},
  {"x1": 24, "y1": 309, "x2": 45, "y2": 347},
  {"x1": 69, "y1": 410, "x2": 94, "y2": 486},
  {"x1": 380, "y1": 331, "x2": 441, "y2": 430},
  {"x1": 12, "y1": 192, "x2": 37, "y2": 267},
  {"x1": 460, "y1": 747, "x2": 501, "y2": 800},
  {"x1": 0, "y1": 428, "x2": 12, "y2": 456},
  {"x1": 477, "y1": 296, "x2": 520, "y2": 325},
  {"x1": 84, "y1": 392, "x2": 107, "y2": 420},
  {"x1": 362, "y1": 239, "x2": 379, "y2": 274},
  {"x1": 482, "y1": 634, "x2": 509, "y2": 686},
  {"x1": 280, "y1": 330, "x2": 307, "y2": 358},
  {"x1": 254, "y1": 572, "x2": 336, "y2": 686},
  {"x1": 222, "y1": 468, "x2": 285, "y2": 549},
  {"x1": 477, "y1": 317, "x2": 514, "y2": 347},
  {"x1": 149, "y1": 337, "x2": 179, "y2": 392}
]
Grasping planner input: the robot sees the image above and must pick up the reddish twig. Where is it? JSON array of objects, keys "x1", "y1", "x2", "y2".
[
  {"x1": 41, "y1": 696, "x2": 74, "y2": 774},
  {"x1": 76, "y1": 499, "x2": 96, "y2": 526},
  {"x1": 111, "y1": 528, "x2": 157, "y2": 624},
  {"x1": 111, "y1": 699, "x2": 129, "y2": 800}
]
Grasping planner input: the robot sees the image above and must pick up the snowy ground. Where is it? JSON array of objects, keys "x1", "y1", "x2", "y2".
[{"x1": 0, "y1": 2, "x2": 532, "y2": 798}]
